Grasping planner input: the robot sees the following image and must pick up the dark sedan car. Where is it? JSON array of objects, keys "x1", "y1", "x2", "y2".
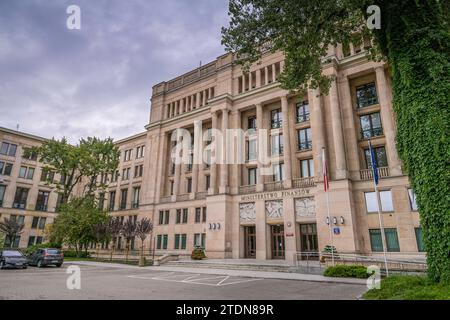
[
  {"x1": 28, "y1": 248, "x2": 64, "y2": 268},
  {"x1": 0, "y1": 250, "x2": 28, "y2": 269}
]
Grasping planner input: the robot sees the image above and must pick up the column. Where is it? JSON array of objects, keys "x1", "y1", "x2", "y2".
[
  {"x1": 255, "y1": 200, "x2": 267, "y2": 260},
  {"x1": 203, "y1": 90, "x2": 207, "y2": 106},
  {"x1": 281, "y1": 95, "x2": 292, "y2": 188},
  {"x1": 340, "y1": 76, "x2": 360, "y2": 177},
  {"x1": 272, "y1": 64, "x2": 277, "y2": 83},
  {"x1": 219, "y1": 108, "x2": 229, "y2": 194},
  {"x1": 191, "y1": 120, "x2": 202, "y2": 197},
  {"x1": 155, "y1": 132, "x2": 167, "y2": 201},
  {"x1": 280, "y1": 59, "x2": 285, "y2": 73},
  {"x1": 180, "y1": 98, "x2": 185, "y2": 114},
  {"x1": 173, "y1": 131, "x2": 182, "y2": 199},
  {"x1": 248, "y1": 72, "x2": 253, "y2": 90},
  {"x1": 196, "y1": 92, "x2": 201, "y2": 109},
  {"x1": 231, "y1": 109, "x2": 241, "y2": 194},
  {"x1": 242, "y1": 74, "x2": 247, "y2": 92},
  {"x1": 256, "y1": 103, "x2": 265, "y2": 192},
  {"x1": 264, "y1": 66, "x2": 269, "y2": 85},
  {"x1": 329, "y1": 75, "x2": 347, "y2": 179},
  {"x1": 375, "y1": 66, "x2": 402, "y2": 175},
  {"x1": 309, "y1": 88, "x2": 326, "y2": 180},
  {"x1": 209, "y1": 111, "x2": 218, "y2": 195},
  {"x1": 256, "y1": 69, "x2": 261, "y2": 88}
]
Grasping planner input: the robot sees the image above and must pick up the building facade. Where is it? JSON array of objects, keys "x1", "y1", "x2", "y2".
[{"x1": 0, "y1": 43, "x2": 425, "y2": 262}]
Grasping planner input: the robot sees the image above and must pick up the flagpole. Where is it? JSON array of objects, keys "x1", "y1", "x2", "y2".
[
  {"x1": 369, "y1": 140, "x2": 389, "y2": 276},
  {"x1": 322, "y1": 148, "x2": 335, "y2": 266}
]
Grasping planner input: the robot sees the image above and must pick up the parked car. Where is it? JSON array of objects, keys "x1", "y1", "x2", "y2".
[
  {"x1": 28, "y1": 248, "x2": 64, "y2": 268},
  {"x1": 0, "y1": 250, "x2": 28, "y2": 269}
]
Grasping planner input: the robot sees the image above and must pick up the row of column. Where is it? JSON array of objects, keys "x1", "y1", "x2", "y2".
[
  {"x1": 240, "y1": 60, "x2": 285, "y2": 93},
  {"x1": 166, "y1": 87, "x2": 215, "y2": 119}
]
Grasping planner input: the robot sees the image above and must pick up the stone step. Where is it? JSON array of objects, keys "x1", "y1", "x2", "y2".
[{"x1": 165, "y1": 261, "x2": 296, "y2": 273}]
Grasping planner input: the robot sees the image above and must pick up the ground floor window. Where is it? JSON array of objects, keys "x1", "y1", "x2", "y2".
[
  {"x1": 27, "y1": 236, "x2": 43, "y2": 247},
  {"x1": 174, "y1": 234, "x2": 187, "y2": 250},
  {"x1": 157, "y1": 234, "x2": 169, "y2": 250},
  {"x1": 194, "y1": 233, "x2": 206, "y2": 248},
  {"x1": 415, "y1": 227, "x2": 425, "y2": 252},
  {"x1": 369, "y1": 228, "x2": 400, "y2": 252},
  {"x1": 4, "y1": 235, "x2": 21, "y2": 248}
]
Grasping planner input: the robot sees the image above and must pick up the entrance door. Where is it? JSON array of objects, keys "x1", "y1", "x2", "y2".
[
  {"x1": 300, "y1": 223, "x2": 318, "y2": 259},
  {"x1": 244, "y1": 226, "x2": 256, "y2": 258},
  {"x1": 271, "y1": 225, "x2": 285, "y2": 259}
]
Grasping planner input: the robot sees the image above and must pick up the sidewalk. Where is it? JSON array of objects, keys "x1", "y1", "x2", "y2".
[{"x1": 65, "y1": 260, "x2": 367, "y2": 285}]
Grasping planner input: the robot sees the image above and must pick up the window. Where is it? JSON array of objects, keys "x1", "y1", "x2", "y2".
[
  {"x1": 174, "y1": 234, "x2": 180, "y2": 249},
  {"x1": 98, "y1": 193, "x2": 105, "y2": 210},
  {"x1": 5, "y1": 235, "x2": 21, "y2": 248},
  {"x1": 109, "y1": 191, "x2": 116, "y2": 211},
  {"x1": 194, "y1": 233, "x2": 206, "y2": 248},
  {"x1": 35, "y1": 190, "x2": 50, "y2": 211},
  {"x1": 0, "y1": 142, "x2": 17, "y2": 156},
  {"x1": 19, "y1": 166, "x2": 35, "y2": 180},
  {"x1": 364, "y1": 146, "x2": 388, "y2": 169},
  {"x1": 159, "y1": 210, "x2": 170, "y2": 225},
  {"x1": 271, "y1": 109, "x2": 282, "y2": 128},
  {"x1": 0, "y1": 161, "x2": 13, "y2": 176},
  {"x1": 23, "y1": 150, "x2": 38, "y2": 161},
  {"x1": 0, "y1": 185, "x2": 5, "y2": 207},
  {"x1": 136, "y1": 145, "x2": 145, "y2": 158},
  {"x1": 40, "y1": 169, "x2": 54, "y2": 182},
  {"x1": 28, "y1": 236, "x2": 36, "y2": 247},
  {"x1": 156, "y1": 235, "x2": 168, "y2": 250},
  {"x1": 364, "y1": 191, "x2": 394, "y2": 212},
  {"x1": 271, "y1": 134, "x2": 283, "y2": 155},
  {"x1": 31, "y1": 216, "x2": 46, "y2": 230},
  {"x1": 162, "y1": 235, "x2": 168, "y2": 250},
  {"x1": 120, "y1": 189, "x2": 128, "y2": 210},
  {"x1": 248, "y1": 168, "x2": 257, "y2": 185},
  {"x1": 123, "y1": 149, "x2": 132, "y2": 161},
  {"x1": 205, "y1": 175, "x2": 210, "y2": 190},
  {"x1": 132, "y1": 187, "x2": 140, "y2": 208},
  {"x1": 247, "y1": 139, "x2": 257, "y2": 161},
  {"x1": 170, "y1": 180, "x2": 174, "y2": 196},
  {"x1": 13, "y1": 187, "x2": 29, "y2": 209},
  {"x1": 182, "y1": 208, "x2": 188, "y2": 223},
  {"x1": 369, "y1": 228, "x2": 400, "y2": 252},
  {"x1": 122, "y1": 167, "x2": 130, "y2": 180},
  {"x1": 247, "y1": 116, "x2": 257, "y2": 132},
  {"x1": 298, "y1": 128, "x2": 312, "y2": 150},
  {"x1": 296, "y1": 101, "x2": 310, "y2": 123},
  {"x1": 272, "y1": 163, "x2": 284, "y2": 182},
  {"x1": 300, "y1": 159, "x2": 315, "y2": 178},
  {"x1": 10, "y1": 214, "x2": 25, "y2": 225},
  {"x1": 134, "y1": 165, "x2": 143, "y2": 178},
  {"x1": 111, "y1": 170, "x2": 119, "y2": 182},
  {"x1": 360, "y1": 113, "x2": 383, "y2": 139},
  {"x1": 408, "y1": 189, "x2": 418, "y2": 211},
  {"x1": 174, "y1": 234, "x2": 187, "y2": 249},
  {"x1": 186, "y1": 178, "x2": 192, "y2": 193},
  {"x1": 356, "y1": 82, "x2": 378, "y2": 108},
  {"x1": 176, "y1": 209, "x2": 181, "y2": 224},
  {"x1": 415, "y1": 227, "x2": 425, "y2": 252},
  {"x1": 202, "y1": 207, "x2": 207, "y2": 223},
  {"x1": 195, "y1": 208, "x2": 202, "y2": 223}
]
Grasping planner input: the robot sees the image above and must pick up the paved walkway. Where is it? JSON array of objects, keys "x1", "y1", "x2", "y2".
[{"x1": 65, "y1": 260, "x2": 366, "y2": 285}]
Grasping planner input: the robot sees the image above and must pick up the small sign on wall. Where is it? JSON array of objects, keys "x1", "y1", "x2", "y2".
[{"x1": 333, "y1": 227, "x2": 341, "y2": 235}]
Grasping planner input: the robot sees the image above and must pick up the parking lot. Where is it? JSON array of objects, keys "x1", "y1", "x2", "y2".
[{"x1": 0, "y1": 263, "x2": 366, "y2": 300}]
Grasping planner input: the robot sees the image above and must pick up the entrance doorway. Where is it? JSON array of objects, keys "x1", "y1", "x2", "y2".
[
  {"x1": 244, "y1": 226, "x2": 256, "y2": 258},
  {"x1": 271, "y1": 225, "x2": 285, "y2": 259},
  {"x1": 299, "y1": 223, "x2": 318, "y2": 260}
]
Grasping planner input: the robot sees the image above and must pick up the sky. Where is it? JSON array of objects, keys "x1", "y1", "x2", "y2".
[{"x1": 0, "y1": 0, "x2": 229, "y2": 143}]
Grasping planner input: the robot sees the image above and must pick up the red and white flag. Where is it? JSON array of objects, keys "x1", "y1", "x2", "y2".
[{"x1": 322, "y1": 148, "x2": 329, "y2": 192}]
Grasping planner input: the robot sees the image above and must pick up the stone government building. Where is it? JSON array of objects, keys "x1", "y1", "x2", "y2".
[{"x1": 0, "y1": 42, "x2": 425, "y2": 262}]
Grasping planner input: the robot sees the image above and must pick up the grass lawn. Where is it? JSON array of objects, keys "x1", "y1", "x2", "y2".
[{"x1": 363, "y1": 275, "x2": 450, "y2": 300}]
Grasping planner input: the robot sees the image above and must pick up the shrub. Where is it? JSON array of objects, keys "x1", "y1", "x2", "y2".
[
  {"x1": 324, "y1": 265, "x2": 369, "y2": 279},
  {"x1": 24, "y1": 242, "x2": 62, "y2": 255},
  {"x1": 191, "y1": 246, "x2": 206, "y2": 260},
  {"x1": 63, "y1": 250, "x2": 91, "y2": 258}
]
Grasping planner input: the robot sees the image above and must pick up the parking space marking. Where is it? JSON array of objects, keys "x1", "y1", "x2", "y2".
[{"x1": 127, "y1": 272, "x2": 264, "y2": 287}]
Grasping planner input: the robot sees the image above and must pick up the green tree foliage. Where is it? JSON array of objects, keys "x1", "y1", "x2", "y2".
[
  {"x1": 50, "y1": 197, "x2": 109, "y2": 255},
  {"x1": 222, "y1": 0, "x2": 450, "y2": 283},
  {"x1": 25, "y1": 137, "x2": 120, "y2": 204}
]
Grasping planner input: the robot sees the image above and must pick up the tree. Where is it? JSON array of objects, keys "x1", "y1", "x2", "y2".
[
  {"x1": 222, "y1": 0, "x2": 450, "y2": 284},
  {"x1": 25, "y1": 137, "x2": 120, "y2": 205},
  {"x1": 107, "y1": 217, "x2": 123, "y2": 262},
  {"x1": 50, "y1": 197, "x2": 109, "y2": 256},
  {"x1": 121, "y1": 218, "x2": 137, "y2": 262},
  {"x1": 135, "y1": 218, "x2": 153, "y2": 267},
  {"x1": 0, "y1": 218, "x2": 25, "y2": 248},
  {"x1": 94, "y1": 221, "x2": 110, "y2": 259}
]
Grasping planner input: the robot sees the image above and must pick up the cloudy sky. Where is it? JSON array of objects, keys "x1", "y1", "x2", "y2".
[{"x1": 0, "y1": 0, "x2": 229, "y2": 143}]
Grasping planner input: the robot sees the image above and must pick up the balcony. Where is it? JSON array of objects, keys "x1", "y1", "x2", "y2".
[
  {"x1": 160, "y1": 196, "x2": 172, "y2": 204},
  {"x1": 264, "y1": 181, "x2": 284, "y2": 192},
  {"x1": 239, "y1": 185, "x2": 256, "y2": 194},
  {"x1": 293, "y1": 177, "x2": 315, "y2": 188},
  {"x1": 360, "y1": 167, "x2": 390, "y2": 180},
  {"x1": 196, "y1": 192, "x2": 207, "y2": 200},
  {"x1": 298, "y1": 141, "x2": 312, "y2": 151},
  {"x1": 296, "y1": 113, "x2": 310, "y2": 123},
  {"x1": 177, "y1": 194, "x2": 190, "y2": 202}
]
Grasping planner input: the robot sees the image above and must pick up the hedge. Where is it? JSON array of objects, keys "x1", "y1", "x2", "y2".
[{"x1": 324, "y1": 265, "x2": 370, "y2": 279}]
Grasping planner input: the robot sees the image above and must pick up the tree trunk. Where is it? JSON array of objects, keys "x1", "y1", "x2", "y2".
[{"x1": 376, "y1": 0, "x2": 450, "y2": 284}]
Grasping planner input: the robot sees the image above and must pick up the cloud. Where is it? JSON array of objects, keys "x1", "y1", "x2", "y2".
[{"x1": 0, "y1": 0, "x2": 229, "y2": 143}]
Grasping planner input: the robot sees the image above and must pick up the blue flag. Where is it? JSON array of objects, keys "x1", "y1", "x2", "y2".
[{"x1": 369, "y1": 140, "x2": 379, "y2": 185}]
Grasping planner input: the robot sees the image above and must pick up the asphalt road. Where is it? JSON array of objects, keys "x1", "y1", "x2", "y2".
[{"x1": 0, "y1": 264, "x2": 366, "y2": 300}]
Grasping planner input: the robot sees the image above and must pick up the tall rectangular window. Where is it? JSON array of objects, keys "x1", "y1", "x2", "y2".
[
  {"x1": 164, "y1": 210, "x2": 170, "y2": 224},
  {"x1": 134, "y1": 165, "x2": 143, "y2": 178},
  {"x1": 247, "y1": 116, "x2": 257, "y2": 131},
  {"x1": 364, "y1": 146, "x2": 388, "y2": 169},
  {"x1": 247, "y1": 139, "x2": 257, "y2": 161},
  {"x1": 296, "y1": 101, "x2": 310, "y2": 123},
  {"x1": 162, "y1": 235, "x2": 168, "y2": 250},
  {"x1": 415, "y1": 227, "x2": 425, "y2": 252},
  {"x1": 176, "y1": 209, "x2": 181, "y2": 224},
  {"x1": 0, "y1": 142, "x2": 17, "y2": 156},
  {"x1": 369, "y1": 228, "x2": 400, "y2": 252},
  {"x1": 272, "y1": 163, "x2": 284, "y2": 182},
  {"x1": 98, "y1": 193, "x2": 105, "y2": 210},
  {"x1": 174, "y1": 234, "x2": 180, "y2": 249},
  {"x1": 181, "y1": 234, "x2": 187, "y2": 250},
  {"x1": 156, "y1": 235, "x2": 162, "y2": 249},
  {"x1": 360, "y1": 112, "x2": 383, "y2": 139},
  {"x1": 364, "y1": 191, "x2": 394, "y2": 212},
  {"x1": 356, "y1": 82, "x2": 378, "y2": 108},
  {"x1": 35, "y1": 190, "x2": 50, "y2": 211},
  {"x1": 271, "y1": 109, "x2": 282, "y2": 128},
  {"x1": 408, "y1": 189, "x2": 418, "y2": 211},
  {"x1": 248, "y1": 168, "x2": 257, "y2": 185},
  {"x1": 297, "y1": 128, "x2": 312, "y2": 150},
  {"x1": 186, "y1": 178, "x2": 192, "y2": 193},
  {"x1": 0, "y1": 185, "x2": 5, "y2": 207},
  {"x1": 300, "y1": 159, "x2": 315, "y2": 178},
  {"x1": 182, "y1": 208, "x2": 188, "y2": 223},
  {"x1": 120, "y1": 189, "x2": 128, "y2": 210},
  {"x1": 202, "y1": 207, "x2": 207, "y2": 223},
  {"x1": 205, "y1": 175, "x2": 210, "y2": 190},
  {"x1": 13, "y1": 187, "x2": 29, "y2": 209},
  {"x1": 271, "y1": 134, "x2": 283, "y2": 155},
  {"x1": 0, "y1": 162, "x2": 13, "y2": 176},
  {"x1": 132, "y1": 187, "x2": 140, "y2": 208},
  {"x1": 159, "y1": 211, "x2": 164, "y2": 225},
  {"x1": 195, "y1": 208, "x2": 201, "y2": 223},
  {"x1": 109, "y1": 191, "x2": 116, "y2": 211}
]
